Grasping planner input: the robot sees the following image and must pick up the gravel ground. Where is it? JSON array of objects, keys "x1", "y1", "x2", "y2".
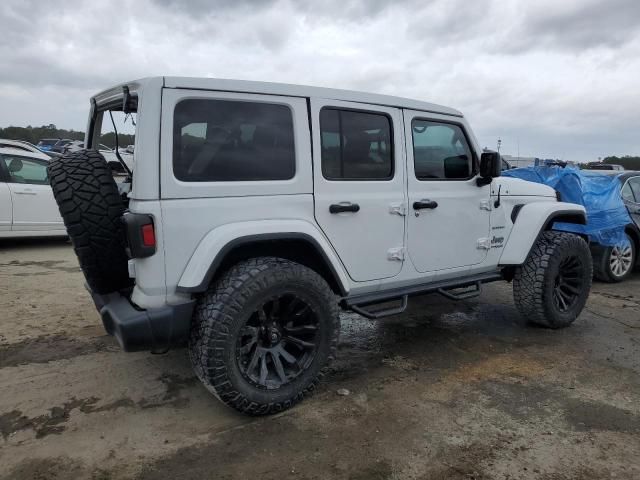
[{"x1": 1, "y1": 237, "x2": 640, "y2": 480}]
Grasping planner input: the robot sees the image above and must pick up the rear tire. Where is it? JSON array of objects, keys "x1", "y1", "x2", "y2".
[
  {"x1": 48, "y1": 150, "x2": 132, "y2": 294},
  {"x1": 189, "y1": 257, "x2": 340, "y2": 415},
  {"x1": 593, "y1": 233, "x2": 636, "y2": 283},
  {"x1": 513, "y1": 231, "x2": 592, "y2": 329}
]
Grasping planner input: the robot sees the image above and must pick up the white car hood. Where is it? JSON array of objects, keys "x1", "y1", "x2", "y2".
[{"x1": 491, "y1": 177, "x2": 556, "y2": 198}]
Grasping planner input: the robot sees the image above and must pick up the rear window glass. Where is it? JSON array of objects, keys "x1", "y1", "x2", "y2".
[
  {"x1": 320, "y1": 108, "x2": 393, "y2": 180},
  {"x1": 173, "y1": 99, "x2": 295, "y2": 182}
]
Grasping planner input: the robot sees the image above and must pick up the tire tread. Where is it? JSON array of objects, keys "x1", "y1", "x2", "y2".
[{"x1": 189, "y1": 257, "x2": 340, "y2": 415}]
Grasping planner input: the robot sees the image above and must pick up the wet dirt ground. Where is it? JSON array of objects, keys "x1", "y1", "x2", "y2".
[{"x1": 1, "y1": 238, "x2": 640, "y2": 480}]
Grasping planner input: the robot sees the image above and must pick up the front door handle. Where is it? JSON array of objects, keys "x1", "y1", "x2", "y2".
[
  {"x1": 329, "y1": 203, "x2": 360, "y2": 214},
  {"x1": 413, "y1": 199, "x2": 438, "y2": 210},
  {"x1": 14, "y1": 190, "x2": 37, "y2": 195}
]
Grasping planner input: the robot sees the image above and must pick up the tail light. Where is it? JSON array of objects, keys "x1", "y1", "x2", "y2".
[
  {"x1": 141, "y1": 223, "x2": 156, "y2": 247},
  {"x1": 122, "y1": 213, "x2": 156, "y2": 258}
]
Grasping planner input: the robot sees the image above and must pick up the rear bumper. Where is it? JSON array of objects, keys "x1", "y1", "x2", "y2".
[{"x1": 88, "y1": 287, "x2": 195, "y2": 353}]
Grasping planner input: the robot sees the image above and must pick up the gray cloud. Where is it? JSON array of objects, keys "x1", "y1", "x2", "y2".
[
  {"x1": 0, "y1": 0, "x2": 639, "y2": 161},
  {"x1": 515, "y1": 0, "x2": 640, "y2": 51}
]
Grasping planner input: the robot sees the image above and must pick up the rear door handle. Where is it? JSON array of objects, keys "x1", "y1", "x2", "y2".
[
  {"x1": 14, "y1": 190, "x2": 36, "y2": 195},
  {"x1": 329, "y1": 203, "x2": 360, "y2": 214},
  {"x1": 413, "y1": 199, "x2": 438, "y2": 210}
]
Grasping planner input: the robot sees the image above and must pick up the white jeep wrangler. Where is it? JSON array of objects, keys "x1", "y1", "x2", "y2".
[{"x1": 49, "y1": 77, "x2": 592, "y2": 415}]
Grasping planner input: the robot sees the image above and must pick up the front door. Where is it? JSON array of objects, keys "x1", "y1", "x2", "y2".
[
  {"x1": 403, "y1": 110, "x2": 491, "y2": 273},
  {"x1": 311, "y1": 99, "x2": 405, "y2": 282}
]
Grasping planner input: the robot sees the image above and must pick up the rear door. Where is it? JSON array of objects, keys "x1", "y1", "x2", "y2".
[
  {"x1": 1, "y1": 155, "x2": 63, "y2": 231},
  {"x1": 310, "y1": 99, "x2": 405, "y2": 282}
]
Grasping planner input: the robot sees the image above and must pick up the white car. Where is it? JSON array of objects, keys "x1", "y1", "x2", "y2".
[
  {"x1": 0, "y1": 139, "x2": 52, "y2": 161},
  {"x1": 0, "y1": 147, "x2": 65, "y2": 238}
]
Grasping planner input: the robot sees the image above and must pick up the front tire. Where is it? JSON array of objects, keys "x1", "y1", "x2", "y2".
[
  {"x1": 593, "y1": 233, "x2": 636, "y2": 283},
  {"x1": 513, "y1": 231, "x2": 592, "y2": 329},
  {"x1": 189, "y1": 257, "x2": 340, "y2": 415}
]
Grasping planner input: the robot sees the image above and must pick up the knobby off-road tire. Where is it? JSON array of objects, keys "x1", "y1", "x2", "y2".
[
  {"x1": 513, "y1": 231, "x2": 592, "y2": 329},
  {"x1": 189, "y1": 257, "x2": 340, "y2": 415},
  {"x1": 48, "y1": 150, "x2": 132, "y2": 294},
  {"x1": 593, "y1": 233, "x2": 636, "y2": 283}
]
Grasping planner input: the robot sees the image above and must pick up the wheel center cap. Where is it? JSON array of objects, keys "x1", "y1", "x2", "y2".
[{"x1": 265, "y1": 327, "x2": 281, "y2": 345}]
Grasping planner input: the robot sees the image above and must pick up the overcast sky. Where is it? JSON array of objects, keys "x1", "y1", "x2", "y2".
[{"x1": 1, "y1": 0, "x2": 639, "y2": 161}]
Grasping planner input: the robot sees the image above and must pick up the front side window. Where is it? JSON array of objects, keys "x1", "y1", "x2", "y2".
[
  {"x1": 621, "y1": 181, "x2": 636, "y2": 202},
  {"x1": 320, "y1": 108, "x2": 393, "y2": 180},
  {"x1": 1, "y1": 155, "x2": 48, "y2": 184},
  {"x1": 411, "y1": 120, "x2": 474, "y2": 180},
  {"x1": 173, "y1": 99, "x2": 295, "y2": 182},
  {"x1": 628, "y1": 178, "x2": 640, "y2": 203}
]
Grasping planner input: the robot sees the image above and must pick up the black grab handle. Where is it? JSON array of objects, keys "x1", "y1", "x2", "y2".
[
  {"x1": 329, "y1": 203, "x2": 360, "y2": 214},
  {"x1": 413, "y1": 200, "x2": 438, "y2": 210}
]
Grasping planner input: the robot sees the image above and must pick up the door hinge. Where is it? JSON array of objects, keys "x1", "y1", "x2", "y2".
[
  {"x1": 387, "y1": 247, "x2": 405, "y2": 261},
  {"x1": 477, "y1": 237, "x2": 491, "y2": 250},
  {"x1": 479, "y1": 199, "x2": 492, "y2": 211},
  {"x1": 389, "y1": 203, "x2": 406, "y2": 216}
]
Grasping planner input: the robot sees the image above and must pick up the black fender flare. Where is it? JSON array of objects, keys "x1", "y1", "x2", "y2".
[{"x1": 176, "y1": 233, "x2": 348, "y2": 296}]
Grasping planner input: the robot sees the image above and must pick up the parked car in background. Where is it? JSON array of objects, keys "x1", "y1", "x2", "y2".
[
  {"x1": 0, "y1": 147, "x2": 65, "y2": 238},
  {"x1": 50, "y1": 139, "x2": 74, "y2": 154},
  {"x1": 62, "y1": 140, "x2": 85, "y2": 153},
  {"x1": 0, "y1": 139, "x2": 52, "y2": 161},
  {"x1": 591, "y1": 171, "x2": 640, "y2": 282},
  {"x1": 504, "y1": 166, "x2": 639, "y2": 283},
  {"x1": 36, "y1": 138, "x2": 60, "y2": 151},
  {"x1": 584, "y1": 162, "x2": 625, "y2": 171},
  {"x1": 62, "y1": 141, "x2": 133, "y2": 173}
]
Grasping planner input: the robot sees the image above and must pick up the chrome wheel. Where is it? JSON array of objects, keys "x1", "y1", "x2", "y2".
[{"x1": 609, "y1": 242, "x2": 633, "y2": 278}]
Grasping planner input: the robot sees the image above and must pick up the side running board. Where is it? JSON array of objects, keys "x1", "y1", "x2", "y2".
[
  {"x1": 348, "y1": 281, "x2": 487, "y2": 319},
  {"x1": 437, "y1": 281, "x2": 482, "y2": 301},
  {"x1": 350, "y1": 295, "x2": 408, "y2": 320}
]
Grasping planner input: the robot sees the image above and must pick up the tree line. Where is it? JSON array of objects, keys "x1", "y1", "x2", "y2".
[
  {"x1": 602, "y1": 156, "x2": 640, "y2": 171},
  {"x1": 0, "y1": 125, "x2": 134, "y2": 150},
  {"x1": 1, "y1": 124, "x2": 637, "y2": 168}
]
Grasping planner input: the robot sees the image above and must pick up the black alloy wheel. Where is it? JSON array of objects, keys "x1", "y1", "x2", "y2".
[
  {"x1": 236, "y1": 294, "x2": 319, "y2": 390},
  {"x1": 552, "y1": 255, "x2": 585, "y2": 312}
]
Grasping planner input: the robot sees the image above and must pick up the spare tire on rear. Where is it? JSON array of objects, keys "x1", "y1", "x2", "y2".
[{"x1": 48, "y1": 150, "x2": 132, "y2": 294}]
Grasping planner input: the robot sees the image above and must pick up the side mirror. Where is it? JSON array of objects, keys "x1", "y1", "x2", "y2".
[{"x1": 478, "y1": 151, "x2": 501, "y2": 185}]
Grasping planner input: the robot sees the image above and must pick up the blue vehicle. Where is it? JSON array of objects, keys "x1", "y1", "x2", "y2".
[
  {"x1": 36, "y1": 138, "x2": 60, "y2": 152},
  {"x1": 591, "y1": 171, "x2": 640, "y2": 282},
  {"x1": 504, "y1": 166, "x2": 640, "y2": 282}
]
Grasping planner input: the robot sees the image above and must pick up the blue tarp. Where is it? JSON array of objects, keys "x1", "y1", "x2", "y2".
[{"x1": 503, "y1": 166, "x2": 631, "y2": 247}]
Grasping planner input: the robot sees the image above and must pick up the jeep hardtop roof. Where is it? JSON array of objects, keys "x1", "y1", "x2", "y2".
[{"x1": 91, "y1": 76, "x2": 463, "y2": 118}]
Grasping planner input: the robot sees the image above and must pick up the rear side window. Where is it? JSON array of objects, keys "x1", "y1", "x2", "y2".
[
  {"x1": 411, "y1": 120, "x2": 474, "y2": 180},
  {"x1": 173, "y1": 99, "x2": 295, "y2": 182},
  {"x1": 320, "y1": 108, "x2": 393, "y2": 180}
]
